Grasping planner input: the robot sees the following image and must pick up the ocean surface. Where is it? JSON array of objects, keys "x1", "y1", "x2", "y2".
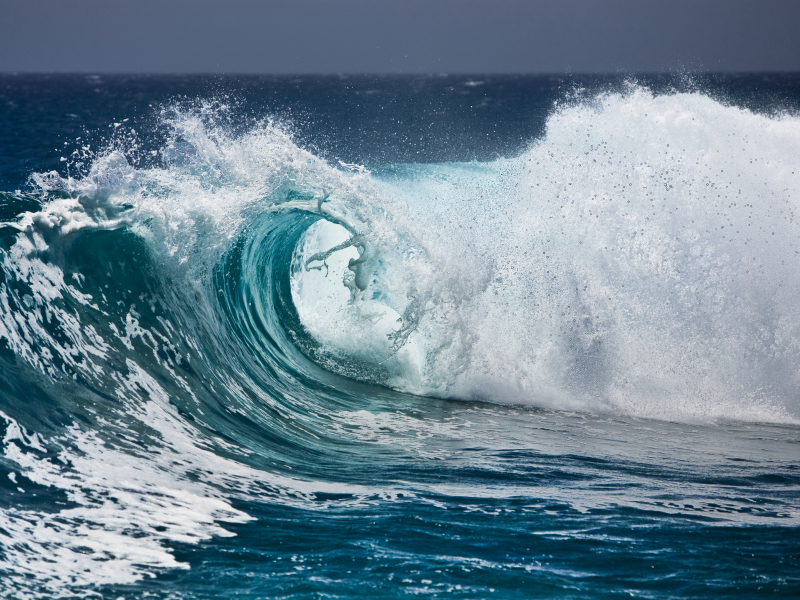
[{"x1": 1, "y1": 73, "x2": 799, "y2": 598}]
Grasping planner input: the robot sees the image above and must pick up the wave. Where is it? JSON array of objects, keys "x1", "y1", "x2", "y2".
[
  {"x1": 1, "y1": 85, "x2": 800, "y2": 593},
  {"x1": 6, "y1": 87, "x2": 800, "y2": 423}
]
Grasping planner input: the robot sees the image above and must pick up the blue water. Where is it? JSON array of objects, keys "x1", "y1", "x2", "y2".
[{"x1": 1, "y1": 74, "x2": 799, "y2": 599}]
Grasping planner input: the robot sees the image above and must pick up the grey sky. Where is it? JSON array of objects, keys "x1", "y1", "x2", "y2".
[{"x1": 1, "y1": 0, "x2": 798, "y2": 74}]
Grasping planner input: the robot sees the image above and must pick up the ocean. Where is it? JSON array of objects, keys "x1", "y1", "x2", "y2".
[{"x1": 0, "y1": 73, "x2": 799, "y2": 598}]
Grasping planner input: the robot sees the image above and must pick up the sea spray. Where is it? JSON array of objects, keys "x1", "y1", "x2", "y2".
[{"x1": 292, "y1": 87, "x2": 800, "y2": 423}]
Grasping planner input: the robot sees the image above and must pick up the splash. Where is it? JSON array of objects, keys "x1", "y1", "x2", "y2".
[{"x1": 293, "y1": 87, "x2": 800, "y2": 423}]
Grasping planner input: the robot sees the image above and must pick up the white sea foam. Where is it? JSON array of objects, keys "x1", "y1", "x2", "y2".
[
  {"x1": 294, "y1": 87, "x2": 800, "y2": 424},
  {"x1": 0, "y1": 360, "x2": 403, "y2": 596}
]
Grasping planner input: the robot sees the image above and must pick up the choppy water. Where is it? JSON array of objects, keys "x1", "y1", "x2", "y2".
[{"x1": 1, "y1": 74, "x2": 799, "y2": 598}]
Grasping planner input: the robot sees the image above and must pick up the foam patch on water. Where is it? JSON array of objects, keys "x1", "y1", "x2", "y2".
[
  {"x1": 0, "y1": 361, "x2": 409, "y2": 596},
  {"x1": 0, "y1": 406, "x2": 250, "y2": 594}
]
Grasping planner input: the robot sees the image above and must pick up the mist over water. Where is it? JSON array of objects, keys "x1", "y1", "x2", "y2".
[{"x1": 0, "y1": 76, "x2": 799, "y2": 598}]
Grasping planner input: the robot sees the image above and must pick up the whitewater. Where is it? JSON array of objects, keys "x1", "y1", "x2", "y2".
[{"x1": 0, "y1": 75, "x2": 798, "y2": 598}]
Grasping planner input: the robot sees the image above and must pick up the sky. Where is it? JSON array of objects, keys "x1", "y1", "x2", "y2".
[{"x1": 1, "y1": 0, "x2": 799, "y2": 74}]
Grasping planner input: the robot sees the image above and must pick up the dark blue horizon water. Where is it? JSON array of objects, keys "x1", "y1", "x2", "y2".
[
  {"x1": 3, "y1": 73, "x2": 800, "y2": 191},
  {"x1": 0, "y1": 74, "x2": 799, "y2": 599}
]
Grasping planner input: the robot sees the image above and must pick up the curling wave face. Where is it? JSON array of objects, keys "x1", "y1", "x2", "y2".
[{"x1": 1, "y1": 86, "x2": 800, "y2": 595}]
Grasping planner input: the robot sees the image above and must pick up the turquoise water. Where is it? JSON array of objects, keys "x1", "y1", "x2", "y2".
[{"x1": 0, "y1": 75, "x2": 799, "y2": 598}]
